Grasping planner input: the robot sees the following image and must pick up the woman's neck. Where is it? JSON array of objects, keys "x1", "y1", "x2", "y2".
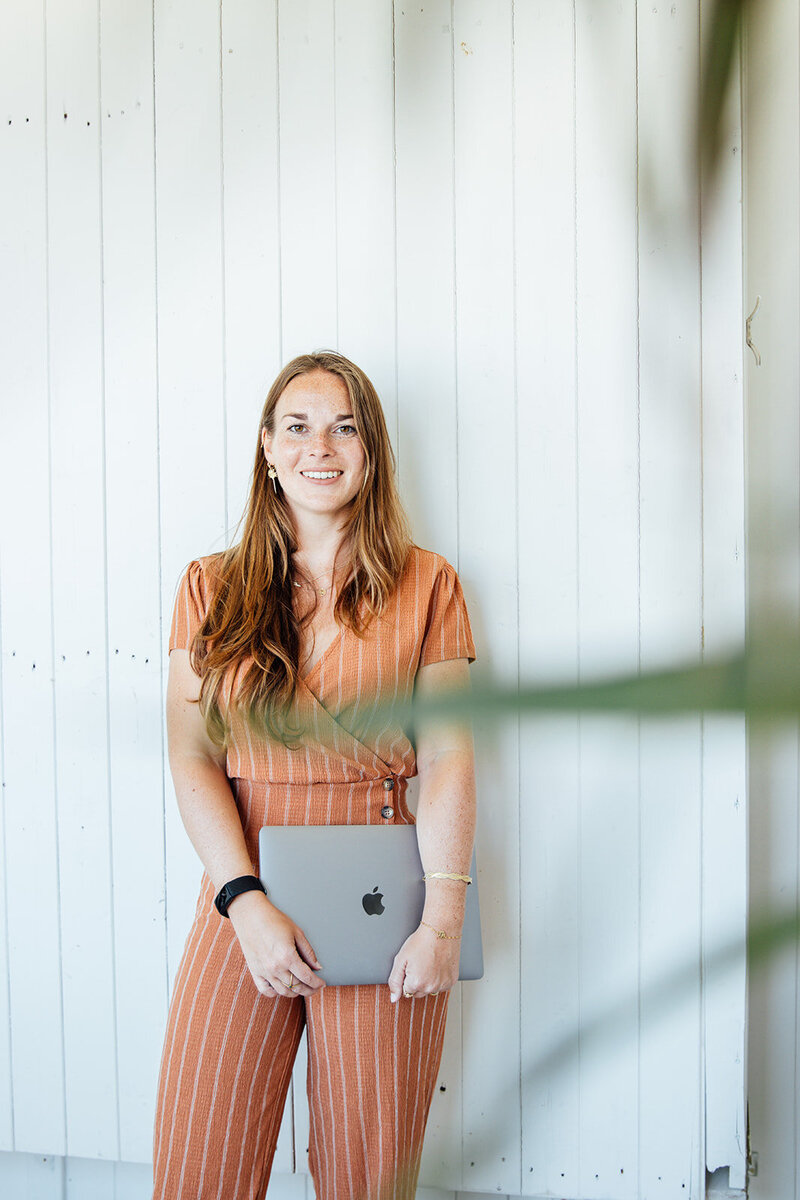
[{"x1": 290, "y1": 510, "x2": 351, "y2": 575}]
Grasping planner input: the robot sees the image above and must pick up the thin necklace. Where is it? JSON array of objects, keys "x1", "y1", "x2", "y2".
[{"x1": 293, "y1": 568, "x2": 337, "y2": 596}]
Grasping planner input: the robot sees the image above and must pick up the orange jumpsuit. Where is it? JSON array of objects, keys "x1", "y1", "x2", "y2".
[{"x1": 152, "y1": 547, "x2": 476, "y2": 1200}]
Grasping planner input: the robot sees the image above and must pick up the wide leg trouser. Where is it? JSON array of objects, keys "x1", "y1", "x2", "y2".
[{"x1": 152, "y1": 880, "x2": 450, "y2": 1200}]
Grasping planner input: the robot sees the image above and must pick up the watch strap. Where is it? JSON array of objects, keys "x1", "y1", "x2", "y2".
[{"x1": 214, "y1": 874, "x2": 266, "y2": 918}]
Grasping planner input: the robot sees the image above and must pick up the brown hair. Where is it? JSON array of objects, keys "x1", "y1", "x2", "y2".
[{"x1": 191, "y1": 351, "x2": 412, "y2": 745}]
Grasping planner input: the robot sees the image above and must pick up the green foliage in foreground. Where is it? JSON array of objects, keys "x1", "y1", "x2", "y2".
[{"x1": 397, "y1": 625, "x2": 799, "y2": 727}]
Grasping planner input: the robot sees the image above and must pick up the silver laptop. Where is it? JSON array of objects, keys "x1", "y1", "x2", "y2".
[{"x1": 258, "y1": 825, "x2": 483, "y2": 986}]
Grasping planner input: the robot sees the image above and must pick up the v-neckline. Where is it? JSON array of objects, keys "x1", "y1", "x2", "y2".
[{"x1": 299, "y1": 626, "x2": 344, "y2": 684}]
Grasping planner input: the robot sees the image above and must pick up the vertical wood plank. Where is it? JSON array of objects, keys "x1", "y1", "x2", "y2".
[
  {"x1": 637, "y1": 2, "x2": 704, "y2": 1196},
  {"x1": 394, "y1": 1, "x2": 465, "y2": 1178},
  {"x1": 46, "y1": 0, "x2": 119, "y2": 1157},
  {"x1": 700, "y1": 9, "x2": 747, "y2": 1190},
  {"x1": 0, "y1": 0, "x2": 65, "y2": 1152},
  {"x1": 333, "y1": 0, "x2": 398, "y2": 439},
  {"x1": 748, "y1": 728, "x2": 800, "y2": 1200},
  {"x1": 743, "y1": 3, "x2": 800, "y2": 1199},
  {"x1": 154, "y1": 0, "x2": 227, "y2": 978},
  {"x1": 394, "y1": 2, "x2": 466, "y2": 1186},
  {"x1": 394, "y1": 0, "x2": 458, "y2": 562},
  {"x1": 452, "y1": 2, "x2": 520, "y2": 1194},
  {"x1": 278, "y1": 0, "x2": 338, "y2": 359},
  {"x1": 0, "y1": 623, "x2": 10, "y2": 1148},
  {"x1": 574, "y1": 2, "x2": 640, "y2": 1195},
  {"x1": 514, "y1": 2, "x2": 581, "y2": 1193},
  {"x1": 221, "y1": 0, "x2": 282, "y2": 534},
  {"x1": 99, "y1": 0, "x2": 167, "y2": 1162}
]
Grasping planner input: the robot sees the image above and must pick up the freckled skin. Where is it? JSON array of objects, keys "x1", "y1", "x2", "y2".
[{"x1": 260, "y1": 370, "x2": 366, "y2": 528}]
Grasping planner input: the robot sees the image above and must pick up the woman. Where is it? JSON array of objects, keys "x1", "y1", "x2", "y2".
[{"x1": 153, "y1": 351, "x2": 476, "y2": 1200}]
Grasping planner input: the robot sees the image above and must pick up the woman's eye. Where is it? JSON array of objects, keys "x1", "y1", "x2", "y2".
[
  {"x1": 336, "y1": 424, "x2": 357, "y2": 435},
  {"x1": 287, "y1": 424, "x2": 306, "y2": 434}
]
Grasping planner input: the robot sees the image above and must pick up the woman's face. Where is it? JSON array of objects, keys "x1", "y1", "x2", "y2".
[{"x1": 261, "y1": 369, "x2": 367, "y2": 524}]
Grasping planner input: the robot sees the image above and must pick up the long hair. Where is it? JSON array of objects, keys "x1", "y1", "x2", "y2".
[{"x1": 191, "y1": 351, "x2": 412, "y2": 746}]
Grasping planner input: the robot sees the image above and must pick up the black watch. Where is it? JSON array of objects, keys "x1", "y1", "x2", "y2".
[{"x1": 214, "y1": 875, "x2": 266, "y2": 918}]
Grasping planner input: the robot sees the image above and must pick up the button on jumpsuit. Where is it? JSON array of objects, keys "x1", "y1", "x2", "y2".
[{"x1": 152, "y1": 546, "x2": 476, "y2": 1200}]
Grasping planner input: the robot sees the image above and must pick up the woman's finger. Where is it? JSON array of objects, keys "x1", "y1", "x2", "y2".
[
  {"x1": 294, "y1": 929, "x2": 323, "y2": 971},
  {"x1": 399, "y1": 968, "x2": 421, "y2": 999},
  {"x1": 261, "y1": 967, "x2": 320, "y2": 998},
  {"x1": 266, "y1": 972, "x2": 302, "y2": 998},
  {"x1": 288, "y1": 958, "x2": 326, "y2": 990},
  {"x1": 388, "y1": 954, "x2": 408, "y2": 1003}
]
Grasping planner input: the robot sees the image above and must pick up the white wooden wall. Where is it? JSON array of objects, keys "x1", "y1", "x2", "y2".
[
  {"x1": 0, "y1": 2, "x2": 747, "y2": 1198},
  {"x1": 744, "y1": 3, "x2": 800, "y2": 1199}
]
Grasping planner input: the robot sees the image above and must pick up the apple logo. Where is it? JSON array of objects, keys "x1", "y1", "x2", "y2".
[{"x1": 362, "y1": 886, "x2": 385, "y2": 917}]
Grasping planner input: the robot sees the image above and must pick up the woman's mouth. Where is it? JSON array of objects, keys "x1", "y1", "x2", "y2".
[{"x1": 300, "y1": 470, "x2": 343, "y2": 481}]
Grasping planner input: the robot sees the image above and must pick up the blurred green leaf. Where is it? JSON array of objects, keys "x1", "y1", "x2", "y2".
[{"x1": 699, "y1": 0, "x2": 761, "y2": 180}]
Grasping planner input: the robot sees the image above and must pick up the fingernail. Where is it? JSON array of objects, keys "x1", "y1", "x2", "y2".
[{"x1": 390, "y1": 993, "x2": 397, "y2": 1003}]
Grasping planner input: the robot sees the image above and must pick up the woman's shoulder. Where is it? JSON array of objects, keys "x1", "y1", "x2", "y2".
[
  {"x1": 403, "y1": 544, "x2": 460, "y2": 586},
  {"x1": 391, "y1": 546, "x2": 465, "y2": 612},
  {"x1": 178, "y1": 550, "x2": 226, "y2": 584},
  {"x1": 173, "y1": 551, "x2": 228, "y2": 611},
  {"x1": 401, "y1": 545, "x2": 476, "y2": 664},
  {"x1": 169, "y1": 552, "x2": 227, "y2": 651}
]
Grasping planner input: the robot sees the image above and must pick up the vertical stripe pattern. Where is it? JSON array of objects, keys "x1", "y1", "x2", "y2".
[{"x1": 152, "y1": 545, "x2": 474, "y2": 1197}]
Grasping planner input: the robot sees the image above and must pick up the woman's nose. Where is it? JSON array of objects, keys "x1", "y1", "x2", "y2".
[{"x1": 308, "y1": 431, "x2": 333, "y2": 454}]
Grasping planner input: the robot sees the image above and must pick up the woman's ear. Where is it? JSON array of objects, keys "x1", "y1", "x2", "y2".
[{"x1": 260, "y1": 427, "x2": 272, "y2": 462}]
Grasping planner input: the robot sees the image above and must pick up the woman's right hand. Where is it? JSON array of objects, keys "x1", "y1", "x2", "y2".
[{"x1": 228, "y1": 890, "x2": 326, "y2": 997}]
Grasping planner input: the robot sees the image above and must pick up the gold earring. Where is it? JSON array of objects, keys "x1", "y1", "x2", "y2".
[{"x1": 267, "y1": 464, "x2": 278, "y2": 494}]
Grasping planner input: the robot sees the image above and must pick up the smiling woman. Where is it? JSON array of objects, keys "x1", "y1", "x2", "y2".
[
  {"x1": 152, "y1": 350, "x2": 478, "y2": 1200},
  {"x1": 261, "y1": 370, "x2": 367, "y2": 522}
]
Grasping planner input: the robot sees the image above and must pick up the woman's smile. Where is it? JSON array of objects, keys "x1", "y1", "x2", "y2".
[{"x1": 261, "y1": 369, "x2": 367, "y2": 520}]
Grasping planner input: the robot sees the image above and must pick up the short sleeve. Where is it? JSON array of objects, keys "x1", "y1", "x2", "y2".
[
  {"x1": 168, "y1": 560, "x2": 209, "y2": 653},
  {"x1": 418, "y1": 562, "x2": 476, "y2": 667}
]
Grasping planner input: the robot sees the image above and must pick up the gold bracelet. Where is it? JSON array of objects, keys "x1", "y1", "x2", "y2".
[
  {"x1": 420, "y1": 920, "x2": 461, "y2": 940},
  {"x1": 423, "y1": 871, "x2": 472, "y2": 885}
]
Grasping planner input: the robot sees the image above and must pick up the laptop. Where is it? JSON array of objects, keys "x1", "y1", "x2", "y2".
[{"x1": 258, "y1": 824, "x2": 483, "y2": 986}]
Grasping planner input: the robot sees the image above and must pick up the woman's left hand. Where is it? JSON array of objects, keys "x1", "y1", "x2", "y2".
[{"x1": 388, "y1": 924, "x2": 461, "y2": 1002}]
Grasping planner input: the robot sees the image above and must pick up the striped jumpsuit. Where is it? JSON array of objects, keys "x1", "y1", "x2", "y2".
[{"x1": 152, "y1": 547, "x2": 476, "y2": 1200}]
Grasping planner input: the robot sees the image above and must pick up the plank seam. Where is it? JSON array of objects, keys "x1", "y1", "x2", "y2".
[
  {"x1": 219, "y1": 0, "x2": 229, "y2": 538},
  {"x1": 332, "y1": 0, "x2": 339, "y2": 352},
  {"x1": 391, "y1": 0, "x2": 400, "y2": 459},
  {"x1": 276, "y1": 0, "x2": 284, "y2": 362},
  {"x1": 571, "y1": 2, "x2": 582, "y2": 1187},
  {"x1": 43, "y1": 0, "x2": 69, "y2": 1155},
  {"x1": 150, "y1": 0, "x2": 170, "y2": 1011},
  {"x1": 97, "y1": 0, "x2": 123, "y2": 1157},
  {"x1": 450, "y1": 0, "x2": 460, "y2": 571},
  {"x1": 510, "y1": 0, "x2": 523, "y2": 1193},
  {"x1": 634, "y1": 5, "x2": 643, "y2": 1197},
  {"x1": 698, "y1": 6, "x2": 709, "y2": 1186},
  {"x1": 0, "y1": 501, "x2": 13, "y2": 1150}
]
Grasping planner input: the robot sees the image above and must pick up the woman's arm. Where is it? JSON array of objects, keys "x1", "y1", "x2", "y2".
[
  {"x1": 388, "y1": 656, "x2": 476, "y2": 1002},
  {"x1": 167, "y1": 649, "x2": 325, "y2": 997}
]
